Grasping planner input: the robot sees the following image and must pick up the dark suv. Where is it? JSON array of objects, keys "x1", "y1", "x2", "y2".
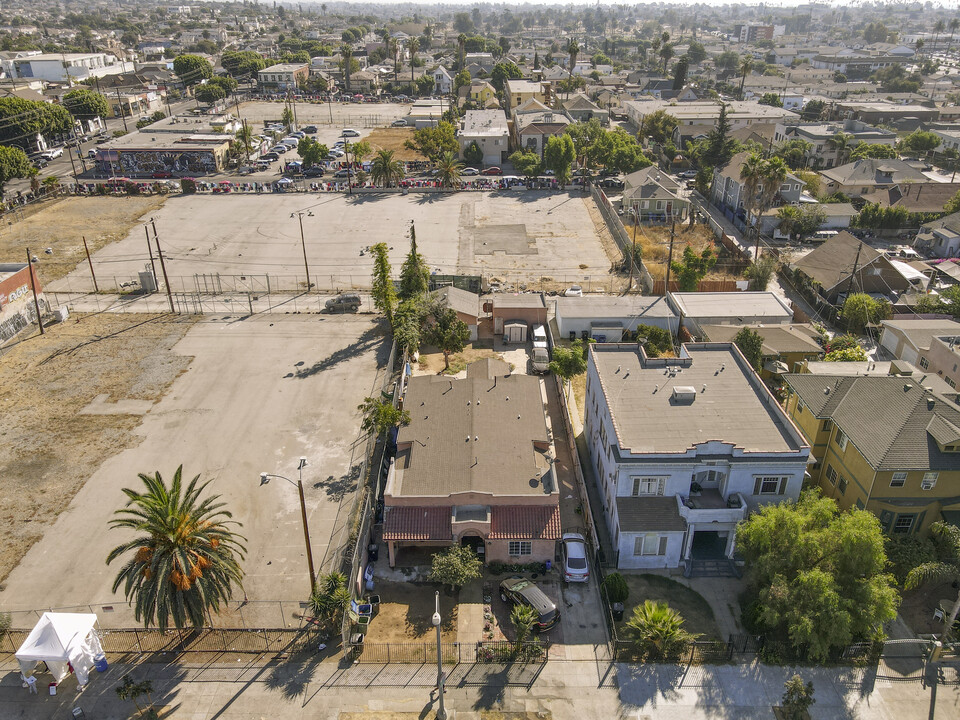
[
  {"x1": 324, "y1": 293, "x2": 361, "y2": 312},
  {"x1": 499, "y1": 576, "x2": 560, "y2": 631}
]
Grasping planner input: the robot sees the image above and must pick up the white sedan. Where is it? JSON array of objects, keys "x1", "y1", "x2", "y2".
[
  {"x1": 462, "y1": 167, "x2": 480, "y2": 176},
  {"x1": 564, "y1": 285, "x2": 583, "y2": 297},
  {"x1": 561, "y1": 533, "x2": 589, "y2": 583}
]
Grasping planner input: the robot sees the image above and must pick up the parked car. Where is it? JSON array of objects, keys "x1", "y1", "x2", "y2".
[
  {"x1": 532, "y1": 347, "x2": 550, "y2": 374},
  {"x1": 332, "y1": 168, "x2": 351, "y2": 179},
  {"x1": 462, "y1": 167, "x2": 480, "y2": 176},
  {"x1": 290, "y1": 131, "x2": 306, "y2": 139},
  {"x1": 325, "y1": 293, "x2": 361, "y2": 312},
  {"x1": 259, "y1": 153, "x2": 279, "y2": 162},
  {"x1": 391, "y1": 119, "x2": 408, "y2": 127},
  {"x1": 561, "y1": 533, "x2": 589, "y2": 583},
  {"x1": 40, "y1": 147, "x2": 63, "y2": 160},
  {"x1": 499, "y1": 576, "x2": 560, "y2": 631},
  {"x1": 87, "y1": 149, "x2": 98, "y2": 159},
  {"x1": 564, "y1": 285, "x2": 583, "y2": 297},
  {"x1": 304, "y1": 165, "x2": 325, "y2": 177},
  {"x1": 301, "y1": 125, "x2": 318, "y2": 134},
  {"x1": 599, "y1": 178, "x2": 624, "y2": 190},
  {"x1": 270, "y1": 146, "x2": 289, "y2": 154},
  {"x1": 151, "y1": 170, "x2": 174, "y2": 179},
  {"x1": 341, "y1": 128, "x2": 361, "y2": 137},
  {"x1": 678, "y1": 170, "x2": 698, "y2": 179},
  {"x1": 480, "y1": 166, "x2": 503, "y2": 176},
  {"x1": 32, "y1": 157, "x2": 49, "y2": 169}
]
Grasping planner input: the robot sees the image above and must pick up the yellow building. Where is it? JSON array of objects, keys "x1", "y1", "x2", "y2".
[
  {"x1": 701, "y1": 324, "x2": 823, "y2": 380},
  {"x1": 784, "y1": 374, "x2": 960, "y2": 535}
]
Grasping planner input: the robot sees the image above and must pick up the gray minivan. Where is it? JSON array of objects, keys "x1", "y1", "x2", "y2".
[{"x1": 325, "y1": 293, "x2": 361, "y2": 312}]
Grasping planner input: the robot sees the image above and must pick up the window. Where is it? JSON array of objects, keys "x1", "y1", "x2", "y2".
[
  {"x1": 508, "y1": 541, "x2": 531, "y2": 556},
  {"x1": 838, "y1": 477, "x2": 848, "y2": 495},
  {"x1": 947, "y1": 377, "x2": 957, "y2": 389},
  {"x1": 890, "y1": 472, "x2": 906, "y2": 488},
  {"x1": 797, "y1": 398, "x2": 806, "y2": 413},
  {"x1": 835, "y1": 429, "x2": 848, "y2": 452},
  {"x1": 921, "y1": 472, "x2": 938, "y2": 490},
  {"x1": 855, "y1": 499, "x2": 865, "y2": 510},
  {"x1": 920, "y1": 356, "x2": 929, "y2": 370},
  {"x1": 893, "y1": 514, "x2": 916, "y2": 534},
  {"x1": 826, "y1": 465, "x2": 838, "y2": 486},
  {"x1": 822, "y1": 419, "x2": 833, "y2": 431},
  {"x1": 633, "y1": 534, "x2": 668, "y2": 556},
  {"x1": 632, "y1": 477, "x2": 665, "y2": 496},
  {"x1": 754, "y1": 476, "x2": 787, "y2": 495}
]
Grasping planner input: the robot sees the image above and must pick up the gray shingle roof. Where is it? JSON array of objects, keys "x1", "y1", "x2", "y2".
[
  {"x1": 820, "y1": 158, "x2": 928, "y2": 186},
  {"x1": 791, "y1": 231, "x2": 885, "y2": 291},
  {"x1": 616, "y1": 496, "x2": 687, "y2": 532},
  {"x1": 700, "y1": 324, "x2": 823, "y2": 356}
]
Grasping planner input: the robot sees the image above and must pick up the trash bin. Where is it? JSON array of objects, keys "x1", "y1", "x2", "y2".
[
  {"x1": 94, "y1": 654, "x2": 108, "y2": 672},
  {"x1": 367, "y1": 543, "x2": 379, "y2": 562},
  {"x1": 612, "y1": 602, "x2": 624, "y2": 621}
]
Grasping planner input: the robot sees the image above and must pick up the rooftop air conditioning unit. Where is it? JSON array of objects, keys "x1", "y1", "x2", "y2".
[{"x1": 672, "y1": 386, "x2": 697, "y2": 403}]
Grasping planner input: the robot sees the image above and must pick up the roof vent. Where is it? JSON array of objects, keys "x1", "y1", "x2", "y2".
[
  {"x1": 928, "y1": 397, "x2": 936, "y2": 410},
  {"x1": 672, "y1": 386, "x2": 697, "y2": 403},
  {"x1": 904, "y1": 383, "x2": 912, "y2": 391},
  {"x1": 824, "y1": 387, "x2": 830, "y2": 395}
]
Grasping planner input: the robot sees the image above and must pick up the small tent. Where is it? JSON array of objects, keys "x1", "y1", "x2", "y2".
[{"x1": 15, "y1": 612, "x2": 103, "y2": 687}]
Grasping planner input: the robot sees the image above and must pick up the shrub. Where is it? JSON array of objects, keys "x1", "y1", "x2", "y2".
[
  {"x1": 181, "y1": 178, "x2": 197, "y2": 194},
  {"x1": 885, "y1": 534, "x2": 936, "y2": 586},
  {"x1": 603, "y1": 572, "x2": 629, "y2": 604},
  {"x1": 636, "y1": 324, "x2": 672, "y2": 357}
]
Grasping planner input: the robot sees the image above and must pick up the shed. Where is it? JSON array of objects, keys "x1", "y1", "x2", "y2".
[{"x1": 489, "y1": 294, "x2": 546, "y2": 335}]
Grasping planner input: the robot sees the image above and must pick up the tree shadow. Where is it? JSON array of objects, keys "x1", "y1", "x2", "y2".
[
  {"x1": 414, "y1": 192, "x2": 449, "y2": 205},
  {"x1": 616, "y1": 662, "x2": 686, "y2": 712},
  {"x1": 293, "y1": 323, "x2": 386, "y2": 379},
  {"x1": 314, "y1": 463, "x2": 362, "y2": 501},
  {"x1": 263, "y1": 648, "x2": 326, "y2": 702}
]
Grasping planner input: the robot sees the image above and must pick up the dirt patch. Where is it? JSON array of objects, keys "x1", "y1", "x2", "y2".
[
  {"x1": 0, "y1": 313, "x2": 196, "y2": 585},
  {"x1": 629, "y1": 221, "x2": 745, "y2": 283},
  {"x1": 363, "y1": 127, "x2": 423, "y2": 162},
  {"x1": 616, "y1": 573, "x2": 721, "y2": 640},
  {"x1": 417, "y1": 344, "x2": 503, "y2": 376},
  {"x1": 899, "y1": 581, "x2": 958, "y2": 636},
  {"x1": 583, "y1": 196, "x2": 624, "y2": 268},
  {"x1": 0, "y1": 196, "x2": 167, "y2": 282},
  {"x1": 360, "y1": 579, "x2": 458, "y2": 643}
]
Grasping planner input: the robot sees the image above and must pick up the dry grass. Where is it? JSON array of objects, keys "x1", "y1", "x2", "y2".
[
  {"x1": 360, "y1": 580, "x2": 458, "y2": 643},
  {"x1": 418, "y1": 345, "x2": 502, "y2": 375},
  {"x1": 363, "y1": 127, "x2": 423, "y2": 161},
  {"x1": 0, "y1": 313, "x2": 196, "y2": 583},
  {"x1": 0, "y1": 196, "x2": 167, "y2": 282},
  {"x1": 630, "y1": 222, "x2": 743, "y2": 283}
]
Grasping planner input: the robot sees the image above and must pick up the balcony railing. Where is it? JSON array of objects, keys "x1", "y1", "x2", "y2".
[{"x1": 676, "y1": 490, "x2": 747, "y2": 524}]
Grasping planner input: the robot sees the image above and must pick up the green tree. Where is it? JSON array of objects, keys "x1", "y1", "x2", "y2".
[
  {"x1": 687, "y1": 41, "x2": 707, "y2": 64},
  {"x1": 736, "y1": 490, "x2": 899, "y2": 662},
  {"x1": 593, "y1": 128, "x2": 651, "y2": 174},
  {"x1": 404, "y1": 121, "x2": 458, "y2": 161},
  {"x1": 173, "y1": 54, "x2": 213, "y2": 86},
  {"x1": 369, "y1": 148, "x2": 405, "y2": 187},
  {"x1": 543, "y1": 133, "x2": 576, "y2": 186},
  {"x1": 625, "y1": 600, "x2": 697, "y2": 662},
  {"x1": 453, "y1": 68, "x2": 471, "y2": 96},
  {"x1": 566, "y1": 38, "x2": 580, "y2": 86},
  {"x1": 194, "y1": 84, "x2": 226, "y2": 104},
  {"x1": 840, "y1": 292, "x2": 891, "y2": 334},
  {"x1": 0, "y1": 97, "x2": 72, "y2": 148},
  {"x1": 602, "y1": 572, "x2": 629, "y2": 604},
  {"x1": 221, "y1": 50, "x2": 268, "y2": 77},
  {"x1": 671, "y1": 245, "x2": 716, "y2": 291},
  {"x1": 510, "y1": 604, "x2": 538, "y2": 646},
  {"x1": 641, "y1": 109, "x2": 679, "y2": 145},
  {"x1": 106, "y1": 466, "x2": 246, "y2": 631},
  {"x1": 394, "y1": 298, "x2": 425, "y2": 354},
  {"x1": 774, "y1": 139, "x2": 812, "y2": 170},
  {"x1": 758, "y1": 92, "x2": 783, "y2": 108},
  {"x1": 0, "y1": 145, "x2": 35, "y2": 195},
  {"x1": 801, "y1": 99, "x2": 825, "y2": 121},
  {"x1": 899, "y1": 129, "x2": 941, "y2": 156},
  {"x1": 370, "y1": 242, "x2": 397, "y2": 326},
  {"x1": 209, "y1": 75, "x2": 238, "y2": 96},
  {"x1": 702, "y1": 103, "x2": 735, "y2": 167},
  {"x1": 490, "y1": 61, "x2": 522, "y2": 93},
  {"x1": 281, "y1": 106, "x2": 294, "y2": 131},
  {"x1": 636, "y1": 325, "x2": 673, "y2": 357},
  {"x1": 429, "y1": 544, "x2": 482, "y2": 591},
  {"x1": 549, "y1": 338, "x2": 591, "y2": 396},
  {"x1": 733, "y1": 327, "x2": 764, "y2": 370},
  {"x1": 462, "y1": 141, "x2": 483, "y2": 166},
  {"x1": 885, "y1": 534, "x2": 936, "y2": 586},
  {"x1": 509, "y1": 149, "x2": 541, "y2": 178},
  {"x1": 781, "y1": 676, "x2": 816, "y2": 720},
  {"x1": 776, "y1": 205, "x2": 803, "y2": 241},
  {"x1": 358, "y1": 396, "x2": 410, "y2": 436},
  {"x1": 62, "y1": 88, "x2": 108, "y2": 119},
  {"x1": 672, "y1": 55, "x2": 689, "y2": 90},
  {"x1": 738, "y1": 56, "x2": 753, "y2": 100},
  {"x1": 297, "y1": 137, "x2": 329, "y2": 168},
  {"x1": 715, "y1": 50, "x2": 740, "y2": 78},
  {"x1": 435, "y1": 150, "x2": 463, "y2": 189},
  {"x1": 424, "y1": 305, "x2": 471, "y2": 370},
  {"x1": 824, "y1": 346, "x2": 868, "y2": 362},
  {"x1": 308, "y1": 571, "x2": 351, "y2": 629},
  {"x1": 399, "y1": 224, "x2": 429, "y2": 300},
  {"x1": 906, "y1": 521, "x2": 960, "y2": 635}
]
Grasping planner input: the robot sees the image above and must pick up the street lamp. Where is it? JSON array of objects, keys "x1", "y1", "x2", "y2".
[
  {"x1": 432, "y1": 591, "x2": 447, "y2": 720},
  {"x1": 290, "y1": 210, "x2": 314, "y2": 291},
  {"x1": 259, "y1": 456, "x2": 316, "y2": 594}
]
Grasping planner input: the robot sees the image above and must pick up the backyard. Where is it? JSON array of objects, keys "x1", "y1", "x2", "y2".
[
  {"x1": 626, "y1": 221, "x2": 747, "y2": 284},
  {"x1": 359, "y1": 579, "x2": 458, "y2": 645},
  {"x1": 613, "y1": 573, "x2": 721, "y2": 641}
]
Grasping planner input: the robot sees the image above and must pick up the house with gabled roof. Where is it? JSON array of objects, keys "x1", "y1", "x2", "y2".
[{"x1": 561, "y1": 93, "x2": 608, "y2": 124}]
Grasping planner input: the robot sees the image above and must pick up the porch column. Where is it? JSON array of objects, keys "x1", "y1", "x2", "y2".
[
  {"x1": 683, "y1": 524, "x2": 696, "y2": 560},
  {"x1": 724, "y1": 531, "x2": 736, "y2": 559},
  {"x1": 388, "y1": 540, "x2": 397, "y2": 568}
]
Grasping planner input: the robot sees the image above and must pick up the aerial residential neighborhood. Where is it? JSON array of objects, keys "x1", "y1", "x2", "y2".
[{"x1": 4, "y1": 2, "x2": 960, "y2": 719}]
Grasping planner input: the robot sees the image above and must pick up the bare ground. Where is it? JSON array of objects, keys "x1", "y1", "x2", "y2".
[
  {"x1": 363, "y1": 127, "x2": 422, "y2": 161},
  {"x1": 582, "y1": 196, "x2": 624, "y2": 270},
  {"x1": 630, "y1": 222, "x2": 746, "y2": 282},
  {"x1": 0, "y1": 196, "x2": 167, "y2": 282},
  {"x1": 0, "y1": 313, "x2": 196, "y2": 585}
]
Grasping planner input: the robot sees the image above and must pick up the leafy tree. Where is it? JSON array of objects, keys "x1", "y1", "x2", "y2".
[
  {"x1": 776, "y1": 205, "x2": 803, "y2": 241},
  {"x1": 435, "y1": 150, "x2": 463, "y2": 189},
  {"x1": 209, "y1": 75, "x2": 238, "y2": 96},
  {"x1": 672, "y1": 55, "x2": 689, "y2": 90},
  {"x1": 801, "y1": 99, "x2": 825, "y2": 121},
  {"x1": 906, "y1": 521, "x2": 960, "y2": 635},
  {"x1": 424, "y1": 305, "x2": 471, "y2": 370},
  {"x1": 0, "y1": 145, "x2": 35, "y2": 195},
  {"x1": 510, "y1": 604, "x2": 538, "y2": 646},
  {"x1": 593, "y1": 128, "x2": 651, "y2": 174},
  {"x1": 394, "y1": 298, "x2": 425, "y2": 353},
  {"x1": 543, "y1": 133, "x2": 576, "y2": 186},
  {"x1": 106, "y1": 466, "x2": 246, "y2": 630},
  {"x1": 429, "y1": 544, "x2": 482, "y2": 591},
  {"x1": 453, "y1": 68, "x2": 471, "y2": 96},
  {"x1": 404, "y1": 121, "x2": 458, "y2": 161},
  {"x1": 781, "y1": 676, "x2": 816, "y2": 720},
  {"x1": 194, "y1": 84, "x2": 226, "y2": 104},
  {"x1": 824, "y1": 346, "x2": 868, "y2": 362},
  {"x1": 549, "y1": 338, "x2": 591, "y2": 395},
  {"x1": 734, "y1": 327, "x2": 764, "y2": 370},
  {"x1": 702, "y1": 103, "x2": 736, "y2": 167},
  {"x1": 370, "y1": 242, "x2": 397, "y2": 325},
  {"x1": 358, "y1": 396, "x2": 410, "y2": 436},
  {"x1": 774, "y1": 139, "x2": 812, "y2": 170},
  {"x1": 308, "y1": 571, "x2": 351, "y2": 629},
  {"x1": 899, "y1": 129, "x2": 941, "y2": 156},
  {"x1": 281, "y1": 106, "x2": 294, "y2": 130},
  {"x1": 173, "y1": 54, "x2": 213, "y2": 86},
  {"x1": 625, "y1": 600, "x2": 697, "y2": 662},
  {"x1": 640, "y1": 109, "x2": 678, "y2": 145},
  {"x1": 758, "y1": 92, "x2": 783, "y2": 108},
  {"x1": 399, "y1": 224, "x2": 429, "y2": 301},
  {"x1": 0, "y1": 97, "x2": 72, "y2": 148},
  {"x1": 462, "y1": 141, "x2": 483, "y2": 166},
  {"x1": 62, "y1": 88, "x2": 108, "y2": 118},
  {"x1": 687, "y1": 41, "x2": 707, "y2": 64},
  {"x1": 490, "y1": 61, "x2": 522, "y2": 93},
  {"x1": 221, "y1": 50, "x2": 268, "y2": 77},
  {"x1": 737, "y1": 490, "x2": 898, "y2": 662},
  {"x1": 369, "y1": 149, "x2": 404, "y2": 187},
  {"x1": 603, "y1": 572, "x2": 629, "y2": 604},
  {"x1": 885, "y1": 534, "x2": 936, "y2": 586},
  {"x1": 671, "y1": 245, "x2": 716, "y2": 291},
  {"x1": 840, "y1": 292, "x2": 891, "y2": 333},
  {"x1": 297, "y1": 137, "x2": 328, "y2": 168},
  {"x1": 509, "y1": 149, "x2": 541, "y2": 178},
  {"x1": 715, "y1": 50, "x2": 740, "y2": 78}
]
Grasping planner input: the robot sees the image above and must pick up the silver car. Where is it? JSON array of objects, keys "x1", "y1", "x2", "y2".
[{"x1": 561, "y1": 533, "x2": 589, "y2": 583}]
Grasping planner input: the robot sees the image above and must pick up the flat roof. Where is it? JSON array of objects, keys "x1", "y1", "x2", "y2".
[
  {"x1": 260, "y1": 63, "x2": 308, "y2": 72},
  {"x1": 0, "y1": 263, "x2": 28, "y2": 282},
  {"x1": 555, "y1": 296, "x2": 676, "y2": 319},
  {"x1": 591, "y1": 343, "x2": 806, "y2": 455},
  {"x1": 668, "y1": 292, "x2": 792, "y2": 320},
  {"x1": 102, "y1": 133, "x2": 231, "y2": 151}
]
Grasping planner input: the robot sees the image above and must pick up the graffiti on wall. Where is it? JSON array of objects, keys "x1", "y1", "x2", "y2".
[{"x1": 118, "y1": 149, "x2": 219, "y2": 175}]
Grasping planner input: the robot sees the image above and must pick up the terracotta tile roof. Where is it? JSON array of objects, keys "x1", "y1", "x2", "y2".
[
  {"x1": 382, "y1": 506, "x2": 452, "y2": 541},
  {"x1": 489, "y1": 505, "x2": 561, "y2": 540}
]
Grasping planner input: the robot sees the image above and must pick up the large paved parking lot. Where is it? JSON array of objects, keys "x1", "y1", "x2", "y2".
[
  {"x1": 49, "y1": 192, "x2": 614, "y2": 293},
  {"x1": 0, "y1": 314, "x2": 387, "y2": 628}
]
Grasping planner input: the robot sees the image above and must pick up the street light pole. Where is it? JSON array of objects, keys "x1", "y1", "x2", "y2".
[
  {"x1": 260, "y1": 457, "x2": 316, "y2": 595},
  {"x1": 432, "y1": 591, "x2": 447, "y2": 720},
  {"x1": 291, "y1": 210, "x2": 314, "y2": 291}
]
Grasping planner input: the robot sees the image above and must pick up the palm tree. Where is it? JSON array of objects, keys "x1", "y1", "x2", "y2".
[
  {"x1": 457, "y1": 33, "x2": 467, "y2": 71},
  {"x1": 369, "y1": 149, "x2": 405, "y2": 187},
  {"x1": 510, "y1": 604, "x2": 538, "y2": 647},
  {"x1": 741, "y1": 153, "x2": 788, "y2": 258},
  {"x1": 567, "y1": 39, "x2": 580, "y2": 81},
  {"x1": 387, "y1": 37, "x2": 399, "y2": 81},
  {"x1": 934, "y1": 19, "x2": 946, "y2": 51},
  {"x1": 827, "y1": 131, "x2": 854, "y2": 166},
  {"x1": 341, "y1": 44, "x2": 353, "y2": 93},
  {"x1": 106, "y1": 466, "x2": 246, "y2": 631},
  {"x1": 950, "y1": 19, "x2": 960, "y2": 51},
  {"x1": 738, "y1": 56, "x2": 753, "y2": 100},
  {"x1": 906, "y1": 521, "x2": 960, "y2": 636},
  {"x1": 916, "y1": 37, "x2": 925, "y2": 56},
  {"x1": 776, "y1": 205, "x2": 803, "y2": 241},
  {"x1": 308, "y1": 571, "x2": 351, "y2": 628},
  {"x1": 660, "y1": 43, "x2": 674, "y2": 75},
  {"x1": 409, "y1": 37, "x2": 420, "y2": 88},
  {"x1": 436, "y1": 150, "x2": 462, "y2": 188},
  {"x1": 625, "y1": 600, "x2": 697, "y2": 661}
]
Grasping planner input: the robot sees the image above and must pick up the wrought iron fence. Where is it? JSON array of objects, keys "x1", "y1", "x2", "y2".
[{"x1": 344, "y1": 640, "x2": 547, "y2": 665}]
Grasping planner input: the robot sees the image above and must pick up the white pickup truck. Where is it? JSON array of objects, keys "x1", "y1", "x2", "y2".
[{"x1": 40, "y1": 147, "x2": 64, "y2": 160}]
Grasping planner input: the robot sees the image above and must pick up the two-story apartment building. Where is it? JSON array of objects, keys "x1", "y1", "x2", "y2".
[
  {"x1": 504, "y1": 78, "x2": 552, "y2": 113},
  {"x1": 459, "y1": 110, "x2": 509, "y2": 167},
  {"x1": 773, "y1": 119, "x2": 897, "y2": 170},
  {"x1": 258, "y1": 63, "x2": 309, "y2": 91},
  {"x1": 710, "y1": 150, "x2": 805, "y2": 231},
  {"x1": 784, "y1": 373, "x2": 960, "y2": 535},
  {"x1": 584, "y1": 343, "x2": 810, "y2": 573}
]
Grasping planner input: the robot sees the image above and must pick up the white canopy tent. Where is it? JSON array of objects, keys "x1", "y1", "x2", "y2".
[{"x1": 15, "y1": 612, "x2": 103, "y2": 687}]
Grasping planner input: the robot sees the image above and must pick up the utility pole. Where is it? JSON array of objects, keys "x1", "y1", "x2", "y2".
[
  {"x1": 82, "y1": 236, "x2": 98, "y2": 293},
  {"x1": 144, "y1": 223, "x2": 158, "y2": 287},
  {"x1": 294, "y1": 210, "x2": 312, "y2": 290},
  {"x1": 151, "y1": 219, "x2": 175, "y2": 313},
  {"x1": 115, "y1": 89, "x2": 128, "y2": 132},
  {"x1": 664, "y1": 221, "x2": 676, "y2": 294},
  {"x1": 845, "y1": 239, "x2": 864, "y2": 297},
  {"x1": 25, "y1": 249, "x2": 43, "y2": 335},
  {"x1": 627, "y1": 210, "x2": 639, "y2": 293}
]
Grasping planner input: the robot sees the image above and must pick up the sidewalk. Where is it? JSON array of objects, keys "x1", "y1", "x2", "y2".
[{"x1": 3, "y1": 655, "x2": 959, "y2": 720}]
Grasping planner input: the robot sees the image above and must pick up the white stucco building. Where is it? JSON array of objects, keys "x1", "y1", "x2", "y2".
[
  {"x1": 459, "y1": 110, "x2": 509, "y2": 167},
  {"x1": 584, "y1": 343, "x2": 810, "y2": 574},
  {"x1": 11, "y1": 53, "x2": 134, "y2": 83}
]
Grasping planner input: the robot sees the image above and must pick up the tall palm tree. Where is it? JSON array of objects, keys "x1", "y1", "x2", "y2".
[
  {"x1": 906, "y1": 521, "x2": 960, "y2": 636},
  {"x1": 341, "y1": 44, "x2": 353, "y2": 93},
  {"x1": 409, "y1": 37, "x2": 420, "y2": 88},
  {"x1": 436, "y1": 150, "x2": 462, "y2": 189},
  {"x1": 369, "y1": 149, "x2": 405, "y2": 187},
  {"x1": 387, "y1": 37, "x2": 399, "y2": 81},
  {"x1": 106, "y1": 466, "x2": 246, "y2": 631},
  {"x1": 457, "y1": 33, "x2": 467, "y2": 71},
  {"x1": 738, "y1": 56, "x2": 753, "y2": 100},
  {"x1": 740, "y1": 153, "x2": 787, "y2": 258},
  {"x1": 934, "y1": 19, "x2": 946, "y2": 51},
  {"x1": 950, "y1": 18, "x2": 960, "y2": 51},
  {"x1": 827, "y1": 131, "x2": 853, "y2": 166}
]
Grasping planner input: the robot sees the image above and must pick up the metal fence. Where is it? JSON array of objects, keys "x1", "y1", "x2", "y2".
[
  {"x1": 590, "y1": 184, "x2": 654, "y2": 294},
  {"x1": 49, "y1": 272, "x2": 374, "y2": 296},
  {"x1": 347, "y1": 640, "x2": 548, "y2": 665}
]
